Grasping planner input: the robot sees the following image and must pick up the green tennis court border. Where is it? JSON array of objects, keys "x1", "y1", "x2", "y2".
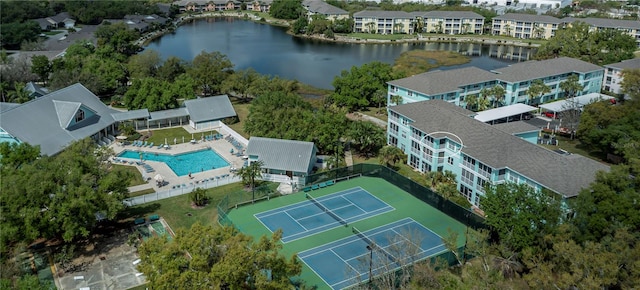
[{"x1": 227, "y1": 176, "x2": 472, "y2": 289}]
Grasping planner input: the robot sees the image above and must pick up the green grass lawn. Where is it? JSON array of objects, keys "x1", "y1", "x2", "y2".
[
  {"x1": 143, "y1": 127, "x2": 217, "y2": 146},
  {"x1": 347, "y1": 32, "x2": 416, "y2": 40},
  {"x1": 120, "y1": 182, "x2": 279, "y2": 231},
  {"x1": 112, "y1": 164, "x2": 146, "y2": 186},
  {"x1": 228, "y1": 100, "x2": 250, "y2": 138},
  {"x1": 540, "y1": 135, "x2": 609, "y2": 164},
  {"x1": 129, "y1": 188, "x2": 156, "y2": 198}
]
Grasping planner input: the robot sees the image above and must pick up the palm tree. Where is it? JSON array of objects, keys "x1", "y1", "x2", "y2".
[
  {"x1": 366, "y1": 22, "x2": 376, "y2": 34},
  {"x1": 533, "y1": 23, "x2": 545, "y2": 39},
  {"x1": 461, "y1": 22, "x2": 471, "y2": 34},
  {"x1": 491, "y1": 85, "x2": 506, "y2": 108},
  {"x1": 477, "y1": 96, "x2": 490, "y2": 111},
  {"x1": 233, "y1": 160, "x2": 264, "y2": 202},
  {"x1": 436, "y1": 21, "x2": 444, "y2": 34},
  {"x1": 559, "y1": 75, "x2": 584, "y2": 99},
  {"x1": 503, "y1": 23, "x2": 512, "y2": 36},
  {"x1": 393, "y1": 22, "x2": 404, "y2": 34},
  {"x1": 465, "y1": 94, "x2": 479, "y2": 111},
  {"x1": 525, "y1": 79, "x2": 551, "y2": 105},
  {"x1": 8, "y1": 82, "x2": 31, "y2": 104},
  {"x1": 378, "y1": 145, "x2": 405, "y2": 168},
  {"x1": 390, "y1": 94, "x2": 403, "y2": 106},
  {"x1": 413, "y1": 16, "x2": 424, "y2": 34}
]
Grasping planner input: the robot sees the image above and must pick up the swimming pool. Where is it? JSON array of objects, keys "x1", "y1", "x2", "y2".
[{"x1": 117, "y1": 149, "x2": 229, "y2": 176}]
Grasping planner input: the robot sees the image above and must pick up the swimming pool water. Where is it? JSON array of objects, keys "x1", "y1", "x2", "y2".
[{"x1": 118, "y1": 149, "x2": 229, "y2": 176}]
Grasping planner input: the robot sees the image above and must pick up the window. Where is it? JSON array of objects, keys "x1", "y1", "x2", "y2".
[
  {"x1": 447, "y1": 157, "x2": 453, "y2": 165},
  {"x1": 476, "y1": 177, "x2": 486, "y2": 193},
  {"x1": 75, "y1": 110, "x2": 85, "y2": 123},
  {"x1": 460, "y1": 185, "x2": 473, "y2": 201},
  {"x1": 498, "y1": 169, "x2": 506, "y2": 181},
  {"x1": 390, "y1": 123, "x2": 399, "y2": 135},
  {"x1": 509, "y1": 173, "x2": 518, "y2": 183},
  {"x1": 438, "y1": 152, "x2": 445, "y2": 164},
  {"x1": 408, "y1": 91, "x2": 413, "y2": 97},
  {"x1": 423, "y1": 147, "x2": 433, "y2": 159},
  {"x1": 410, "y1": 154, "x2": 419, "y2": 168},
  {"x1": 463, "y1": 155, "x2": 476, "y2": 169},
  {"x1": 478, "y1": 162, "x2": 492, "y2": 178},
  {"x1": 461, "y1": 169, "x2": 474, "y2": 185}
]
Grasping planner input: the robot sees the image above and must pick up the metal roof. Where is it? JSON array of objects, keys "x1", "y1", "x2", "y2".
[
  {"x1": 246, "y1": 137, "x2": 316, "y2": 173},
  {"x1": 474, "y1": 103, "x2": 537, "y2": 123},
  {"x1": 0, "y1": 83, "x2": 117, "y2": 156},
  {"x1": 539, "y1": 93, "x2": 614, "y2": 112},
  {"x1": 389, "y1": 100, "x2": 609, "y2": 198},
  {"x1": 0, "y1": 102, "x2": 21, "y2": 113},
  {"x1": 149, "y1": 107, "x2": 188, "y2": 120},
  {"x1": 183, "y1": 95, "x2": 236, "y2": 123},
  {"x1": 492, "y1": 57, "x2": 603, "y2": 83},
  {"x1": 111, "y1": 109, "x2": 150, "y2": 121},
  {"x1": 388, "y1": 67, "x2": 498, "y2": 96}
]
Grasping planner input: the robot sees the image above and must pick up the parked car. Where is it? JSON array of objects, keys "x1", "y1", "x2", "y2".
[{"x1": 543, "y1": 111, "x2": 559, "y2": 119}]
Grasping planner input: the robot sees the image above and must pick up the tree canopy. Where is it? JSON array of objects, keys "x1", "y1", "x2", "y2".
[
  {"x1": 138, "y1": 223, "x2": 301, "y2": 289},
  {"x1": 269, "y1": 0, "x2": 303, "y2": 20},
  {"x1": 330, "y1": 61, "x2": 396, "y2": 111},
  {"x1": 535, "y1": 21, "x2": 636, "y2": 65},
  {"x1": 0, "y1": 140, "x2": 132, "y2": 251}
]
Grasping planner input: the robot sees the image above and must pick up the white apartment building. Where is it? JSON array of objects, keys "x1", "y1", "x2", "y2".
[
  {"x1": 492, "y1": 13, "x2": 562, "y2": 39},
  {"x1": 353, "y1": 11, "x2": 413, "y2": 34},
  {"x1": 603, "y1": 58, "x2": 640, "y2": 95},
  {"x1": 411, "y1": 11, "x2": 485, "y2": 34}
]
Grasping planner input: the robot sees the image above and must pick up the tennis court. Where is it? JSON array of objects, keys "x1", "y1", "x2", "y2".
[
  {"x1": 298, "y1": 218, "x2": 446, "y2": 290},
  {"x1": 254, "y1": 187, "x2": 394, "y2": 243}
]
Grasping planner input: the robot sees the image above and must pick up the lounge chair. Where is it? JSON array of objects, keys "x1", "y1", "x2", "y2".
[
  {"x1": 148, "y1": 142, "x2": 154, "y2": 148},
  {"x1": 311, "y1": 184, "x2": 320, "y2": 190},
  {"x1": 157, "y1": 143, "x2": 164, "y2": 149},
  {"x1": 303, "y1": 187, "x2": 312, "y2": 192},
  {"x1": 319, "y1": 182, "x2": 327, "y2": 188},
  {"x1": 326, "y1": 180, "x2": 335, "y2": 186},
  {"x1": 142, "y1": 141, "x2": 148, "y2": 147}
]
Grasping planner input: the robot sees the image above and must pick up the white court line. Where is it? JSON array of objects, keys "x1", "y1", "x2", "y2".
[
  {"x1": 254, "y1": 187, "x2": 363, "y2": 219},
  {"x1": 284, "y1": 211, "x2": 309, "y2": 231}
]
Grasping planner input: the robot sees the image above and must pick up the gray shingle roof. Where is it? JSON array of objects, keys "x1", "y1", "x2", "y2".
[
  {"x1": 246, "y1": 137, "x2": 316, "y2": 173},
  {"x1": 492, "y1": 57, "x2": 603, "y2": 82},
  {"x1": 494, "y1": 13, "x2": 562, "y2": 24},
  {"x1": 388, "y1": 67, "x2": 498, "y2": 96},
  {"x1": 412, "y1": 10, "x2": 484, "y2": 19},
  {"x1": 183, "y1": 95, "x2": 236, "y2": 123},
  {"x1": 492, "y1": 121, "x2": 540, "y2": 135},
  {"x1": 303, "y1": 0, "x2": 348, "y2": 15},
  {"x1": 390, "y1": 100, "x2": 609, "y2": 198},
  {"x1": 561, "y1": 17, "x2": 640, "y2": 30},
  {"x1": 604, "y1": 58, "x2": 640, "y2": 70},
  {"x1": 0, "y1": 83, "x2": 117, "y2": 156},
  {"x1": 354, "y1": 10, "x2": 413, "y2": 19}
]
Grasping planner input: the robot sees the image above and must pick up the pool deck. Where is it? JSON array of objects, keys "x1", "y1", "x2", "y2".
[{"x1": 110, "y1": 128, "x2": 246, "y2": 197}]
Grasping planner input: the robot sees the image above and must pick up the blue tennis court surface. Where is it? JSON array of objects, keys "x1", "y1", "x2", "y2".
[
  {"x1": 254, "y1": 187, "x2": 394, "y2": 243},
  {"x1": 298, "y1": 218, "x2": 447, "y2": 290}
]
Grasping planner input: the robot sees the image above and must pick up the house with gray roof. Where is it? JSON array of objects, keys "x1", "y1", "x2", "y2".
[
  {"x1": 35, "y1": 12, "x2": 75, "y2": 31},
  {"x1": 387, "y1": 57, "x2": 604, "y2": 108},
  {"x1": 25, "y1": 82, "x2": 50, "y2": 98},
  {"x1": 246, "y1": 137, "x2": 317, "y2": 185},
  {"x1": 183, "y1": 95, "x2": 236, "y2": 130},
  {"x1": 387, "y1": 99, "x2": 609, "y2": 206},
  {"x1": 303, "y1": 0, "x2": 349, "y2": 21},
  {"x1": 0, "y1": 83, "x2": 119, "y2": 156},
  {"x1": 603, "y1": 58, "x2": 640, "y2": 95}
]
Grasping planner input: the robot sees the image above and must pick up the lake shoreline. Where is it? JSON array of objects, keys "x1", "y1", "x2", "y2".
[{"x1": 139, "y1": 11, "x2": 541, "y2": 49}]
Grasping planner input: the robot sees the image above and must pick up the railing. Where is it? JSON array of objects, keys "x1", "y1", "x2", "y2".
[{"x1": 218, "y1": 122, "x2": 248, "y2": 146}]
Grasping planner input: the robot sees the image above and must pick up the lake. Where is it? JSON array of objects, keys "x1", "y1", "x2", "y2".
[{"x1": 146, "y1": 17, "x2": 536, "y2": 89}]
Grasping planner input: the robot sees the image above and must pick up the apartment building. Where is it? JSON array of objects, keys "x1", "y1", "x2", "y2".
[
  {"x1": 492, "y1": 13, "x2": 562, "y2": 39},
  {"x1": 386, "y1": 100, "x2": 609, "y2": 206},
  {"x1": 353, "y1": 11, "x2": 413, "y2": 34},
  {"x1": 561, "y1": 17, "x2": 640, "y2": 47},
  {"x1": 603, "y1": 58, "x2": 640, "y2": 94},
  {"x1": 387, "y1": 57, "x2": 604, "y2": 107},
  {"x1": 303, "y1": 0, "x2": 349, "y2": 22},
  {"x1": 411, "y1": 11, "x2": 485, "y2": 34}
]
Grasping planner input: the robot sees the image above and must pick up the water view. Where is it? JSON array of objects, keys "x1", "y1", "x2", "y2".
[{"x1": 146, "y1": 17, "x2": 537, "y2": 89}]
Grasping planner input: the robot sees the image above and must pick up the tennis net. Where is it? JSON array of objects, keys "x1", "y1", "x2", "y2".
[
  {"x1": 305, "y1": 193, "x2": 348, "y2": 226},
  {"x1": 352, "y1": 226, "x2": 397, "y2": 266}
]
